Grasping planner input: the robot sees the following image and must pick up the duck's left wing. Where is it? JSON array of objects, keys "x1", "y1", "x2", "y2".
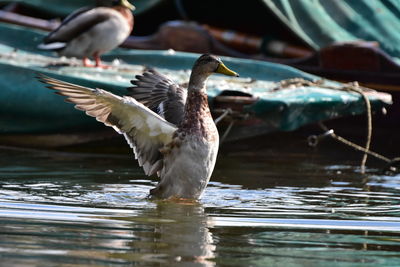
[
  {"x1": 37, "y1": 74, "x2": 177, "y2": 176},
  {"x1": 128, "y1": 69, "x2": 187, "y2": 126}
]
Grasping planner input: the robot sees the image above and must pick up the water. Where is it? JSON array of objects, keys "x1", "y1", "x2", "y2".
[{"x1": 0, "y1": 136, "x2": 400, "y2": 267}]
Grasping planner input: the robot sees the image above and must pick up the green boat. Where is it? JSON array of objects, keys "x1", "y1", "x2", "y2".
[{"x1": 0, "y1": 22, "x2": 392, "y2": 145}]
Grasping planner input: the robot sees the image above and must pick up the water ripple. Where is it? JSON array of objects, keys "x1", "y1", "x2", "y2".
[{"x1": 0, "y1": 147, "x2": 400, "y2": 266}]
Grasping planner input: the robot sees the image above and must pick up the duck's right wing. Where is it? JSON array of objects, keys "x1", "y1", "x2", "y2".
[
  {"x1": 128, "y1": 69, "x2": 187, "y2": 126},
  {"x1": 37, "y1": 74, "x2": 177, "y2": 176}
]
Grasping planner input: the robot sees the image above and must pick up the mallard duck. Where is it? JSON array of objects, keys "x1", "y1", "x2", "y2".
[
  {"x1": 38, "y1": 54, "x2": 239, "y2": 199},
  {"x1": 38, "y1": 0, "x2": 135, "y2": 68}
]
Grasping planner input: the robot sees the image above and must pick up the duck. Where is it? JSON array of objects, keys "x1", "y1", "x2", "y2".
[
  {"x1": 38, "y1": 0, "x2": 135, "y2": 68},
  {"x1": 38, "y1": 54, "x2": 239, "y2": 199}
]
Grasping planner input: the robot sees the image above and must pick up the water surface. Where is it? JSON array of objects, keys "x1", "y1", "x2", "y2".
[{"x1": 0, "y1": 137, "x2": 400, "y2": 267}]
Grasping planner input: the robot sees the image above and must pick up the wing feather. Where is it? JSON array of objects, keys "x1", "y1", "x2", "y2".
[
  {"x1": 37, "y1": 74, "x2": 177, "y2": 176},
  {"x1": 43, "y1": 7, "x2": 111, "y2": 44},
  {"x1": 127, "y1": 69, "x2": 187, "y2": 126}
]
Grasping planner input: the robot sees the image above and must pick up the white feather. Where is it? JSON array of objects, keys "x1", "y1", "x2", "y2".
[
  {"x1": 37, "y1": 42, "x2": 66, "y2": 50},
  {"x1": 155, "y1": 134, "x2": 219, "y2": 199},
  {"x1": 39, "y1": 75, "x2": 177, "y2": 178}
]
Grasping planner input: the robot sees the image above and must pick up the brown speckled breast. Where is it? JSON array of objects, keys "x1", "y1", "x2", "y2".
[
  {"x1": 113, "y1": 6, "x2": 134, "y2": 31},
  {"x1": 178, "y1": 90, "x2": 218, "y2": 142}
]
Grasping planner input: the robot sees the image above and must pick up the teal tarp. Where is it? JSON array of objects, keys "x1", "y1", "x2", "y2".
[
  {"x1": 0, "y1": 22, "x2": 391, "y2": 134},
  {"x1": 264, "y1": 0, "x2": 400, "y2": 61}
]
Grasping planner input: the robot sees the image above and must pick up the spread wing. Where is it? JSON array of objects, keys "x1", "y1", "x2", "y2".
[
  {"x1": 37, "y1": 74, "x2": 177, "y2": 176},
  {"x1": 127, "y1": 69, "x2": 187, "y2": 126}
]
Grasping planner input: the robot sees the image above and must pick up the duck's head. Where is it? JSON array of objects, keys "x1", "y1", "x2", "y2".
[
  {"x1": 113, "y1": 0, "x2": 135, "y2": 10},
  {"x1": 188, "y1": 54, "x2": 239, "y2": 91},
  {"x1": 192, "y1": 54, "x2": 239, "y2": 78}
]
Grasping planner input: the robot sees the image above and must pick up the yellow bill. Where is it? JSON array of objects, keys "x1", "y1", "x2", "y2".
[
  {"x1": 121, "y1": 0, "x2": 135, "y2": 10},
  {"x1": 216, "y1": 62, "x2": 239, "y2": 77}
]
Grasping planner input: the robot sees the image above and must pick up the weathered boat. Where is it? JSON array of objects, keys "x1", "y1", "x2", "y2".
[{"x1": 0, "y1": 21, "x2": 391, "y2": 147}]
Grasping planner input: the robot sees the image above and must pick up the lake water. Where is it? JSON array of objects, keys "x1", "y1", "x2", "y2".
[{"x1": 0, "y1": 134, "x2": 400, "y2": 267}]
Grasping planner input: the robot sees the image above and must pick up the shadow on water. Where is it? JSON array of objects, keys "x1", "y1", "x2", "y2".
[{"x1": 0, "y1": 134, "x2": 400, "y2": 266}]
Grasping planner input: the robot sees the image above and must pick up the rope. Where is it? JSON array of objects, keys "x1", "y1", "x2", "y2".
[
  {"x1": 214, "y1": 108, "x2": 232, "y2": 125},
  {"x1": 340, "y1": 82, "x2": 372, "y2": 174},
  {"x1": 213, "y1": 108, "x2": 235, "y2": 144},
  {"x1": 310, "y1": 123, "x2": 399, "y2": 173},
  {"x1": 318, "y1": 123, "x2": 389, "y2": 163},
  {"x1": 220, "y1": 120, "x2": 235, "y2": 144},
  {"x1": 274, "y1": 78, "x2": 390, "y2": 173},
  {"x1": 213, "y1": 78, "x2": 396, "y2": 172}
]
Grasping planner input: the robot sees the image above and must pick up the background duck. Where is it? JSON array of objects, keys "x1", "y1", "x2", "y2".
[
  {"x1": 38, "y1": 54, "x2": 239, "y2": 200},
  {"x1": 38, "y1": 0, "x2": 135, "y2": 68}
]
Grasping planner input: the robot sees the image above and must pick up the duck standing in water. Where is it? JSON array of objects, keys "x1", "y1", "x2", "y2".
[
  {"x1": 38, "y1": 0, "x2": 135, "y2": 68},
  {"x1": 38, "y1": 54, "x2": 239, "y2": 199}
]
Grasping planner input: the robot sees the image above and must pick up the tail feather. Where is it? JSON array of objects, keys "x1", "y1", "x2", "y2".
[{"x1": 37, "y1": 42, "x2": 66, "y2": 51}]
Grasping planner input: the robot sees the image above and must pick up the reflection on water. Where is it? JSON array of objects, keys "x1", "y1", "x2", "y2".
[{"x1": 0, "y1": 141, "x2": 400, "y2": 266}]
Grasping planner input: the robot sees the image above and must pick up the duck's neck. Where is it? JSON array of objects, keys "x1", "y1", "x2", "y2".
[
  {"x1": 113, "y1": 6, "x2": 134, "y2": 30},
  {"x1": 179, "y1": 75, "x2": 218, "y2": 141},
  {"x1": 187, "y1": 72, "x2": 209, "y2": 93}
]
